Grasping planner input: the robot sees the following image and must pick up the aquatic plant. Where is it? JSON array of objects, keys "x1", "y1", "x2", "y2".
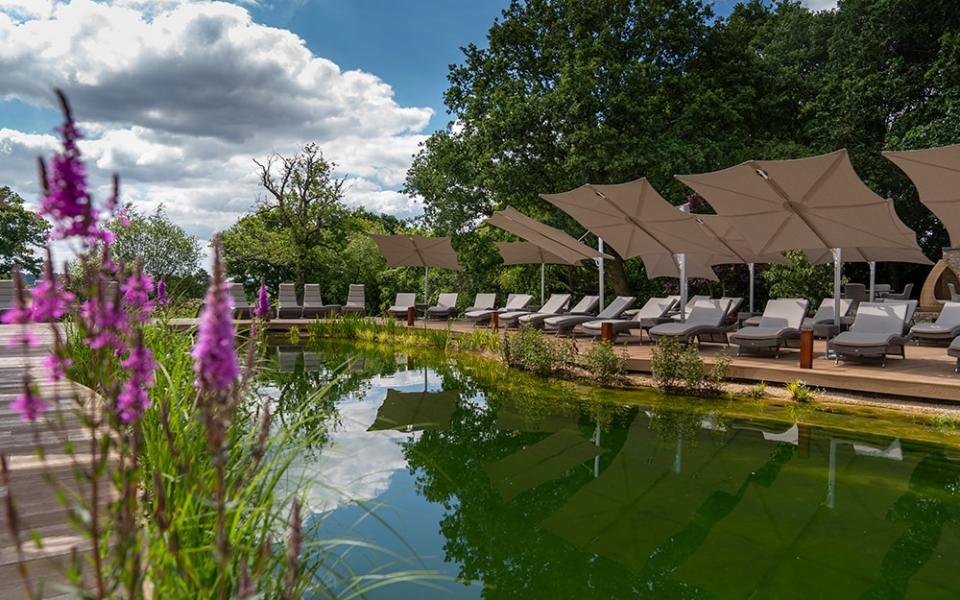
[
  {"x1": 650, "y1": 338, "x2": 730, "y2": 397},
  {"x1": 502, "y1": 326, "x2": 576, "y2": 378},
  {"x1": 786, "y1": 380, "x2": 817, "y2": 403},
  {"x1": 581, "y1": 340, "x2": 628, "y2": 385},
  {"x1": 745, "y1": 381, "x2": 768, "y2": 399}
]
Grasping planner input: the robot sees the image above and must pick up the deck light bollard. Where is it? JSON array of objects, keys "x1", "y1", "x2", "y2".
[
  {"x1": 491, "y1": 311, "x2": 499, "y2": 331},
  {"x1": 406, "y1": 306, "x2": 416, "y2": 327},
  {"x1": 799, "y1": 326, "x2": 814, "y2": 369},
  {"x1": 600, "y1": 322, "x2": 614, "y2": 343}
]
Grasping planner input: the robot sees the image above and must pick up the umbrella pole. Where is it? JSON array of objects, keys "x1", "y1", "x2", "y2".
[
  {"x1": 748, "y1": 262, "x2": 756, "y2": 314},
  {"x1": 598, "y1": 238, "x2": 605, "y2": 309},
  {"x1": 540, "y1": 262, "x2": 545, "y2": 305},
  {"x1": 833, "y1": 248, "x2": 842, "y2": 327},
  {"x1": 869, "y1": 260, "x2": 876, "y2": 302},
  {"x1": 678, "y1": 253, "x2": 688, "y2": 323},
  {"x1": 424, "y1": 265, "x2": 429, "y2": 303}
]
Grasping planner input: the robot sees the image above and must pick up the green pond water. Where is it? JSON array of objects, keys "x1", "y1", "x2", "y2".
[{"x1": 260, "y1": 341, "x2": 960, "y2": 599}]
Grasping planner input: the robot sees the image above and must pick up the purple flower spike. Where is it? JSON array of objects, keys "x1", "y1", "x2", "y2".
[
  {"x1": 122, "y1": 260, "x2": 155, "y2": 321},
  {"x1": 12, "y1": 376, "x2": 48, "y2": 422},
  {"x1": 43, "y1": 352, "x2": 73, "y2": 382},
  {"x1": 192, "y1": 239, "x2": 239, "y2": 395},
  {"x1": 30, "y1": 256, "x2": 74, "y2": 323},
  {"x1": 156, "y1": 278, "x2": 168, "y2": 305},
  {"x1": 254, "y1": 281, "x2": 270, "y2": 320},
  {"x1": 117, "y1": 334, "x2": 156, "y2": 423},
  {"x1": 38, "y1": 90, "x2": 113, "y2": 245}
]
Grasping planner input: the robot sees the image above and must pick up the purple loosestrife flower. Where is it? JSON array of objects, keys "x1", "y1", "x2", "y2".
[
  {"x1": 11, "y1": 375, "x2": 47, "y2": 422},
  {"x1": 29, "y1": 256, "x2": 74, "y2": 323},
  {"x1": 43, "y1": 352, "x2": 73, "y2": 382},
  {"x1": 192, "y1": 240, "x2": 239, "y2": 395},
  {"x1": 122, "y1": 261, "x2": 155, "y2": 322},
  {"x1": 253, "y1": 281, "x2": 270, "y2": 320},
  {"x1": 117, "y1": 335, "x2": 156, "y2": 423},
  {"x1": 37, "y1": 91, "x2": 116, "y2": 245},
  {"x1": 156, "y1": 278, "x2": 168, "y2": 305},
  {"x1": 81, "y1": 279, "x2": 129, "y2": 352}
]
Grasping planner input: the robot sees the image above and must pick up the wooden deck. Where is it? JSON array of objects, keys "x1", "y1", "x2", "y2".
[
  {"x1": 168, "y1": 316, "x2": 960, "y2": 403},
  {"x1": 0, "y1": 325, "x2": 102, "y2": 599}
]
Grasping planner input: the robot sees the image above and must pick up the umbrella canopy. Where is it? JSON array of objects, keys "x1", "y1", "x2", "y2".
[
  {"x1": 884, "y1": 144, "x2": 960, "y2": 247},
  {"x1": 641, "y1": 254, "x2": 719, "y2": 282},
  {"x1": 804, "y1": 246, "x2": 931, "y2": 266},
  {"x1": 694, "y1": 215, "x2": 789, "y2": 266},
  {"x1": 369, "y1": 234, "x2": 462, "y2": 270},
  {"x1": 675, "y1": 150, "x2": 918, "y2": 256},
  {"x1": 485, "y1": 207, "x2": 608, "y2": 264},
  {"x1": 540, "y1": 178, "x2": 725, "y2": 259},
  {"x1": 495, "y1": 241, "x2": 579, "y2": 266}
]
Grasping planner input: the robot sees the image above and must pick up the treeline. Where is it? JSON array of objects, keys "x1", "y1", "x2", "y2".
[{"x1": 404, "y1": 0, "x2": 960, "y2": 307}]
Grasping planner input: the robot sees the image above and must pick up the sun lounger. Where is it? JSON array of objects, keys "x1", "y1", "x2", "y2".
[
  {"x1": 720, "y1": 297, "x2": 743, "y2": 324},
  {"x1": 668, "y1": 295, "x2": 710, "y2": 321},
  {"x1": 340, "y1": 284, "x2": 366, "y2": 316},
  {"x1": 302, "y1": 284, "x2": 341, "y2": 318},
  {"x1": 519, "y1": 295, "x2": 599, "y2": 329},
  {"x1": 910, "y1": 301, "x2": 960, "y2": 344},
  {"x1": 543, "y1": 296, "x2": 636, "y2": 336},
  {"x1": 277, "y1": 283, "x2": 302, "y2": 319},
  {"x1": 948, "y1": 336, "x2": 960, "y2": 372},
  {"x1": 465, "y1": 294, "x2": 533, "y2": 325},
  {"x1": 728, "y1": 298, "x2": 809, "y2": 357},
  {"x1": 648, "y1": 299, "x2": 733, "y2": 346},
  {"x1": 580, "y1": 297, "x2": 677, "y2": 342},
  {"x1": 386, "y1": 293, "x2": 418, "y2": 318},
  {"x1": 881, "y1": 298, "x2": 918, "y2": 329},
  {"x1": 464, "y1": 293, "x2": 497, "y2": 313},
  {"x1": 622, "y1": 295, "x2": 679, "y2": 319},
  {"x1": 827, "y1": 302, "x2": 911, "y2": 366},
  {"x1": 425, "y1": 293, "x2": 459, "y2": 319},
  {"x1": 228, "y1": 283, "x2": 253, "y2": 319},
  {"x1": 792, "y1": 298, "x2": 855, "y2": 338},
  {"x1": 500, "y1": 293, "x2": 570, "y2": 327}
]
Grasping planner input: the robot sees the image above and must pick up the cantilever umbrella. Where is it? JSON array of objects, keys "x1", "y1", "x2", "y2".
[
  {"x1": 496, "y1": 241, "x2": 578, "y2": 303},
  {"x1": 676, "y1": 149, "x2": 921, "y2": 324},
  {"x1": 640, "y1": 253, "x2": 719, "y2": 282},
  {"x1": 884, "y1": 144, "x2": 960, "y2": 247},
  {"x1": 369, "y1": 234, "x2": 462, "y2": 300},
  {"x1": 694, "y1": 214, "x2": 790, "y2": 313},
  {"x1": 541, "y1": 178, "x2": 726, "y2": 321},
  {"x1": 486, "y1": 207, "x2": 611, "y2": 304}
]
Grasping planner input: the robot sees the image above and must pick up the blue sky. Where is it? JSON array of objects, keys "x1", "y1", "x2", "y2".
[{"x1": 0, "y1": 0, "x2": 832, "y2": 241}]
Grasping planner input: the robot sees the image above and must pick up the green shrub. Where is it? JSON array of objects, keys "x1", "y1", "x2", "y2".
[
  {"x1": 650, "y1": 338, "x2": 730, "y2": 396},
  {"x1": 786, "y1": 380, "x2": 816, "y2": 403},
  {"x1": 930, "y1": 412, "x2": 960, "y2": 430},
  {"x1": 581, "y1": 341, "x2": 628, "y2": 385},
  {"x1": 502, "y1": 326, "x2": 576, "y2": 378}
]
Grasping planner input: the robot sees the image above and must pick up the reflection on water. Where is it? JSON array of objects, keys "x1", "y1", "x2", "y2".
[{"x1": 258, "y1": 342, "x2": 960, "y2": 599}]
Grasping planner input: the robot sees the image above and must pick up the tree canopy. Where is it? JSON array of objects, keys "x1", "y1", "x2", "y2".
[
  {"x1": 404, "y1": 0, "x2": 960, "y2": 302},
  {"x1": 109, "y1": 205, "x2": 203, "y2": 280},
  {"x1": 0, "y1": 186, "x2": 50, "y2": 277}
]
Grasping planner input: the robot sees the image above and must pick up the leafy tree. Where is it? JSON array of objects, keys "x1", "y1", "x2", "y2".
[
  {"x1": 761, "y1": 251, "x2": 835, "y2": 309},
  {"x1": 0, "y1": 186, "x2": 49, "y2": 276},
  {"x1": 241, "y1": 144, "x2": 348, "y2": 293},
  {"x1": 109, "y1": 205, "x2": 202, "y2": 279}
]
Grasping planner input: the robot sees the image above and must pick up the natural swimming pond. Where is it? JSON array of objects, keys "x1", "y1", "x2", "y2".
[{"x1": 259, "y1": 340, "x2": 960, "y2": 599}]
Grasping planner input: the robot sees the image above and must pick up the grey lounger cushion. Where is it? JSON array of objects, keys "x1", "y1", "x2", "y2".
[
  {"x1": 519, "y1": 295, "x2": 598, "y2": 328},
  {"x1": 426, "y1": 293, "x2": 459, "y2": 319},
  {"x1": 911, "y1": 302, "x2": 960, "y2": 342},
  {"x1": 386, "y1": 293, "x2": 418, "y2": 317},
  {"x1": 500, "y1": 293, "x2": 570, "y2": 327},
  {"x1": 580, "y1": 297, "x2": 676, "y2": 340},
  {"x1": 648, "y1": 299, "x2": 731, "y2": 344},
  {"x1": 544, "y1": 296, "x2": 635, "y2": 334},
  {"x1": 829, "y1": 302, "x2": 910, "y2": 364},
  {"x1": 729, "y1": 298, "x2": 809, "y2": 353}
]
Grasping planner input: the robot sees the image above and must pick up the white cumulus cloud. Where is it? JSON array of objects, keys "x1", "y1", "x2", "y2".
[{"x1": 0, "y1": 0, "x2": 432, "y2": 248}]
